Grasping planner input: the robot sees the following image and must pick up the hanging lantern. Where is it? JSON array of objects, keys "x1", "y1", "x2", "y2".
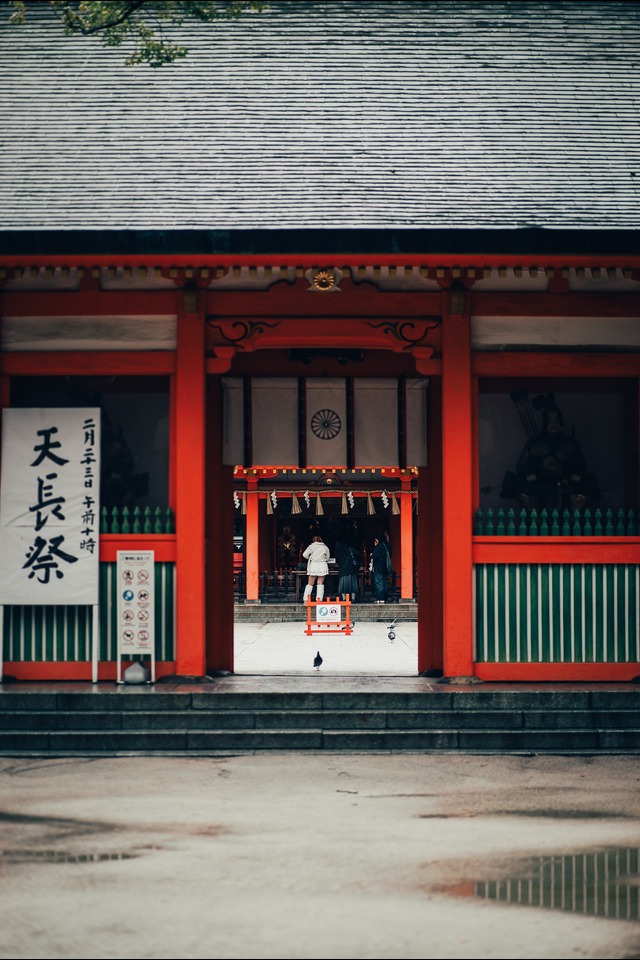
[
  {"x1": 367, "y1": 492, "x2": 375, "y2": 515},
  {"x1": 291, "y1": 492, "x2": 302, "y2": 514},
  {"x1": 341, "y1": 492, "x2": 348, "y2": 514},
  {"x1": 241, "y1": 491, "x2": 246, "y2": 515},
  {"x1": 391, "y1": 492, "x2": 400, "y2": 515},
  {"x1": 316, "y1": 492, "x2": 324, "y2": 515},
  {"x1": 381, "y1": 490, "x2": 389, "y2": 509}
]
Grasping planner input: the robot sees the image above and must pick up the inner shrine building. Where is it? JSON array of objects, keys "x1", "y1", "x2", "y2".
[{"x1": 0, "y1": 1, "x2": 638, "y2": 682}]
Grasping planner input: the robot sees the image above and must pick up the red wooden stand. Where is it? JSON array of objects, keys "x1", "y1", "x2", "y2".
[{"x1": 305, "y1": 596, "x2": 353, "y2": 636}]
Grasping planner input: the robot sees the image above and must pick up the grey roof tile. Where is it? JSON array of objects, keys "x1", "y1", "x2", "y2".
[{"x1": 0, "y1": 0, "x2": 638, "y2": 231}]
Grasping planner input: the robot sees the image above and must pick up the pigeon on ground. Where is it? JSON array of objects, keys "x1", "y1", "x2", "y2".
[
  {"x1": 387, "y1": 619, "x2": 397, "y2": 642},
  {"x1": 313, "y1": 651, "x2": 323, "y2": 670}
]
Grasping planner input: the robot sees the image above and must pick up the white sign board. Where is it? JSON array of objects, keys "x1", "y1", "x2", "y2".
[
  {"x1": 0, "y1": 408, "x2": 101, "y2": 604},
  {"x1": 117, "y1": 551, "x2": 155, "y2": 656},
  {"x1": 315, "y1": 602, "x2": 342, "y2": 623}
]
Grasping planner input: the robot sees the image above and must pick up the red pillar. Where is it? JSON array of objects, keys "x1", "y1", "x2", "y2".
[
  {"x1": 175, "y1": 289, "x2": 206, "y2": 676},
  {"x1": 417, "y1": 379, "x2": 443, "y2": 675},
  {"x1": 399, "y1": 478, "x2": 414, "y2": 601},
  {"x1": 441, "y1": 286, "x2": 474, "y2": 677},
  {"x1": 245, "y1": 478, "x2": 260, "y2": 602},
  {"x1": 205, "y1": 376, "x2": 235, "y2": 673}
]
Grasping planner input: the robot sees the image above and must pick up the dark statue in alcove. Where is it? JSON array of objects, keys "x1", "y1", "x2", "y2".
[{"x1": 501, "y1": 393, "x2": 599, "y2": 512}]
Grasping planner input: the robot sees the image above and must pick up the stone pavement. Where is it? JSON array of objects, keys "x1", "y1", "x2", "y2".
[
  {"x1": 233, "y1": 617, "x2": 417, "y2": 677},
  {"x1": 1, "y1": 752, "x2": 640, "y2": 960}
]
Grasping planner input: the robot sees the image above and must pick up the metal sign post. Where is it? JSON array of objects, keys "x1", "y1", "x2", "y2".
[{"x1": 116, "y1": 550, "x2": 155, "y2": 683}]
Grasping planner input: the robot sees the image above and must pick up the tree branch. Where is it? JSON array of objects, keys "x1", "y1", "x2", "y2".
[{"x1": 71, "y1": 2, "x2": 149, "y2": 36}]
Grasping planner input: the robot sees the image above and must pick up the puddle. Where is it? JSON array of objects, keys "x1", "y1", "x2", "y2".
[
  {"x1": 0, "y1": 849, "x2": 138, "y2": 864},
  {"x1": 451, "y1": 847, "x2": 640, "y2": 921},
  {"x1": 493, "y1": 808, "x2": 634, "y2": 820},
  {"x1": 419, "y1": 808, "x2": 634, "y2": 821}
]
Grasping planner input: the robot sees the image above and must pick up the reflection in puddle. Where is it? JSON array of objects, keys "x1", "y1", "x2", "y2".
[{"x1": 468, "y1": 848, "x2": 640, "y2": 921}]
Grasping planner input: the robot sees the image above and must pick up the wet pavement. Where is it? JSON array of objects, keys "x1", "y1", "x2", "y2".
[
  {"x1": 2, "y1": 621, "x2": 640, "y2": 958},
  {"x1": 1, "y1": 753, "x2": 640, "y2": 959}
]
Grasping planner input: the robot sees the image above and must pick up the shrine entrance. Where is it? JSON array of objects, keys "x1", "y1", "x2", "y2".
[{"x1": 205, "y1": 346, "x2": 443, "y2": 678}]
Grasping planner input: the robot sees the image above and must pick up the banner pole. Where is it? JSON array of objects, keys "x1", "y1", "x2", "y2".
[{"x1": 92, "y1": 604, "x2": 99, "y2": 683}]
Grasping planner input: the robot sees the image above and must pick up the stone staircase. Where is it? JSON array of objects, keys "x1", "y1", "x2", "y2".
[
  {"x1": 0, "y1": 687, "x2": 638, "y2": 754},
  {"x1": 234, "y1": 601, "x2": 417, "y2": 622}
]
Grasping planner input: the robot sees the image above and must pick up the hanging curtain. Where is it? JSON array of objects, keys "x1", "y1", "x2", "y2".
[
  {"x1": 316, "y1": 493, "x2": 324, "y2": 515},
  {"x1": 266, "y1": 495, "x2": 273, "y2": 515},
  {"x1": 391, "y1": 492, "x2": 400, "y2": 515},
  {"x1": 241, "y1": 491, "x2": 246, "y2": 515},
  {"x1": 341, "y1": 492, "x2": 348, "y2": 514},
  {"x1": 367, "y1": 492, "x2": 375, "y2": 515},
  {"x1": 291, "y1": 491, "x2": 302, "y2": 514}
]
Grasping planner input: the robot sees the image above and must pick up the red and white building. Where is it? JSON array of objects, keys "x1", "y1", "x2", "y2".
[{"x1": 0, "y1": 1, "x2": 638, "y2": 681}]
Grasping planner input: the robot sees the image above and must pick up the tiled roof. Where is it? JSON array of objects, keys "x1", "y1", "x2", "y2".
[{"x1": 0, "y1": 0, "x2": 639, "y2": 232}]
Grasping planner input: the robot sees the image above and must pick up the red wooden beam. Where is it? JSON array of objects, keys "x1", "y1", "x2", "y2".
[
  {"x1": 1, "y1": 352, "x2": 175, "y2": 376},
  {"x1": 475, "y1": 663, "x2": 640, "y2": 682},
  {"x1": 2, "y1": 289, "x2": 177, "y2": 316},
  {"x1": 206, "y1": 287, "x2": 440, "y2": 316},
  {"x1": 472, "y1": 291, "x2": 640, "y2": 317},
  {"x1": 2, "y1": 662, "x2": 177, "y2": 681},
  {"x1": 3, "y1": 254, "x2": 640, "y2": 269},
  {"x1": 473, "y1": 353, "x2": 640, "y2": 377},
  {"x1": 5, "y1": 287, "x2": 638, "y2": 321},
  {"x1": 473, "y1": 537, "x2": 640, "y2": 564},
  {"x1": 100, "y1": 536, "x2": 176, "y2": 562}
]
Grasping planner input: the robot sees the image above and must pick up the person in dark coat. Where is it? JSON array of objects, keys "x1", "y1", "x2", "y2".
[
  {"x1": 371, "y1": 536, "x2": 390, "y2": 603},
  {"x1": 335, "y1": 538, "x2": 359, "y2": 602}
]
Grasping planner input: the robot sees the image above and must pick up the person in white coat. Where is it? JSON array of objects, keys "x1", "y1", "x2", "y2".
[{"x1": 302, "y1": 535, "x2": 330, "y2": 603}]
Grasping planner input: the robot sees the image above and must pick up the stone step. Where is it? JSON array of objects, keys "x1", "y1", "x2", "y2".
[
  {"x1": 0, "y1": 725, "x2": 638, "y2": 754},
  {"x1": 1, "y1": 689, "x2": 638, "y2": 711},
  {"x1": 1, "y1": 688, "x2": 639, "y2": 754},
  {"x1": 234, "y1": 602, "x2": 417, "y2": 622},
  {"x1": 2, "y1": 708, "x2": 639, "y2": 732}
]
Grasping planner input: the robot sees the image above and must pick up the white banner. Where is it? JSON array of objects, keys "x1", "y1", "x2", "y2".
[
  {"x1": 221, "y1": 376, "x2": 428, "y2": 468},
  {"x1": 306, "y1": 378, "x2": 347, "y2": 467},
  {"x1": 405, "y1": 378, "x2": 429, "y2": 467},
  {"x1": 354, "y1": 379, "x2": 399, "y2": 466},
  {"x1": 0, "y1": 408, "x2": 101, "y2": 604},
  {"x1": 251, "y1": 378, "x2": 299, "y2": 466},
  {"x1": 222, "y1": 376, "x2": 244, "y2": 466}
]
